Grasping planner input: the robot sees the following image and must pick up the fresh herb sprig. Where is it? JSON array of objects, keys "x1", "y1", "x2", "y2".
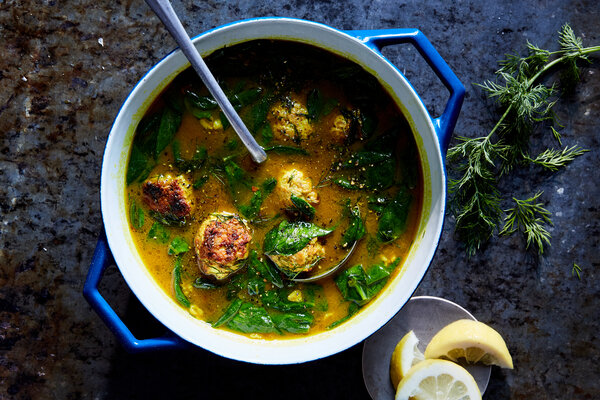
[
  {"x1": 448, "y1": 24, "x2": 599, "y2": 256},
  {"x1": 571, "y1": 263, "x2": 582, "y2": 280}
]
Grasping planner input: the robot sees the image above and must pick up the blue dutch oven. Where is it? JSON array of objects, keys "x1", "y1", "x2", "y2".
[{"x1": 84, "y1": 17, "x2": 464, "y2": 364}]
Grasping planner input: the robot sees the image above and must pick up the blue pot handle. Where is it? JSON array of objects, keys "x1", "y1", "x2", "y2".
[
  {"x1": 83, "y1": 231, "x2": 187, "y2": 352},
  {"x1": 345, "y1": 29, "x2": 465, "y2": 153}
]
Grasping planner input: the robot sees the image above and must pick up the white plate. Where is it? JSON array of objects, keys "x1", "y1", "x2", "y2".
[{"x1": 362, "y1": 296, "x2": 491, "y2": 399}]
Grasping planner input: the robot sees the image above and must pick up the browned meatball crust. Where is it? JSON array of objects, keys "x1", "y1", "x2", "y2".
[
  {"x1": 195, "y1": 214, "x2": 252, "y2": 280},
  {"x1": 142, "y1": 175, "x2": 192, "y2": 222}
]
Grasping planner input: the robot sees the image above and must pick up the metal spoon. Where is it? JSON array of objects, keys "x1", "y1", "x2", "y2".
[
  {"x1": 289, "y1": 240, "x2": 357, "y2": 283},
  {"x1": 144, "y1": 0, "x2": 267, "y2": 164}
]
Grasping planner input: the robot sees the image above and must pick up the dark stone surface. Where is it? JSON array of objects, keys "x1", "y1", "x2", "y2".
[{"x1": 1, "y1": 0, "x2": 599, "y2": 398}]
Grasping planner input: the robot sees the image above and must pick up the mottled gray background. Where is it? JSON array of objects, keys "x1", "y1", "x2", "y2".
[{"x1": 1, "y1": 0, "x2": 599, "y2": 399}]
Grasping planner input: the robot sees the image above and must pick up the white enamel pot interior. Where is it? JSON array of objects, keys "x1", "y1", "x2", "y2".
[{"x1": 100, "y1": 18, "x2": 446, "y2": 364}]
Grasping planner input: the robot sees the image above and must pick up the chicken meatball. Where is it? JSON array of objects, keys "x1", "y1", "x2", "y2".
[
  {"x1": 330, "y1": 113, "x2": 351, "y2": 143},
  {"x1": 142, "y1": 174, "x2": 193, "y2": 225},
  {"x1": 278, "y1": 168, "x2": 319, "y2": 208},
  {"x1": 194, "y1": 213, "x2": 252, "y2": 280},
  {"x1": 268, "y1": 95, "x2": 313, "y2": 141},
  {"x1": 269, "y1": 237, "x2": 325, "y2": 276}
]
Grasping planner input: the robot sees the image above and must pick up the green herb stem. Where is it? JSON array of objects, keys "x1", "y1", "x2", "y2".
[{"x1": 449, "y1": 24, "x2": 598, "y2": 255}]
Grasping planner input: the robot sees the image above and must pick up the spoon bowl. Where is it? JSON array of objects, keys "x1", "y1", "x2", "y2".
[{"x1": 289, "y1": 240, "x2": 358, "y2": 282}]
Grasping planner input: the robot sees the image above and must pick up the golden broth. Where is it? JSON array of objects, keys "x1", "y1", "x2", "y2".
[{"x1": 125, "y1": 40, "x2": 423, "y2": 339}]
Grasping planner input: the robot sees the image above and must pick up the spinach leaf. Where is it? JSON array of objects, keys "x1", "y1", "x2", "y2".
[
  {"x1": 341, "y1": 201, "x2": 365, "y2": 248},
  {"x1": 129, "y1": 197, "x2": 144, "y2": 229},
  {"x1": 333, "y1": 177, "x2": 362, "y2": 190},
  {"x1": 365, "y1": 126, "x2": 400, "y2": 153},
  {"x1": 193, "y1": 174, "x2": 210, "y2": 189},
  {"x1": 172, "y1": 257, "x2": 190, "y2": 308},
  {"x1": 147, "y1": 222, "x2": 169, "y2": 243},
  {"x1": 261, "y1": 290, "x2": 311, "y2": 312},
  {"x1": 149, "y1": 210, "x2": 187, "y2": 227},
  {"x1": 377, "y1": 187, "x2": 412, "y2": 243},
  {"x1": 135, "y1": 113, "x2": 161, "y2": 155},
  {"x1": 239, "y1": 177, "x2": 277, "y2": 219},
  {"x1": 225, "y1": 139, "x2": 239, "y2": 151},
  {"x1": 215, "y1": 159, "x2": 253, "y2": 205},
  {"x1": 172, "y1": 141, "x2": 207, "y2": 172},
  {"x1": 155, "y1": 106, "x2": 182, "y2": 158},
  {"x1": 259, "y1": 124, "x2": 273, "y2": 145},
  {"x1": 226, "y1": 302, "x2": 276, "y2": 334},
  {"x1": 126, "y1": 143, "x2": 154, "y2": 185},
  {"x1": 188, "y1": 108, "x2": 212, "y2": 120},
  {"x1": 333, "y1": 151, "x2": 395, "y2": 191},
  {"x1": 263, "y1": 145, "x2": 309, "y2": 156},
  {"x1": 247, "y1": 273, "x2": 266, "y2": 296},
  {"x1": 231, "y1": 87, "x2": 262, "y2": 110},
  {"x1": 290, "y1": 195, "x2": 315, "y2": 219},
  {"x1": 340, "y1": 151, "x2": 390, "y2": 169},
  {"x1": 224, "y1": 160, "x2": 246, "y2": 187},
  {"x1": 168, "y1": 237, "x2": 189, "y2": 255},
  {"x1": 368, "y1": 195, "x2": 389, "y2": 214},
  {"x1": 193, "y1": 277, "x2": 218, "y2": 290},
  {"x1": 247, "y1": 250, "x2": 283, "y2": 289},
  {"x1": 249, "y1": 95, "x2": 272, "y2": 132},
  {"x1": 365, "y1": 263, "x2": 394, "y2": 286},
  {"x1": 322, "y1": 98, "x2": 339, "y2": 116},
  {"x1": 399, "y1": 145, "x2": 419, "y2": 190},
  {"x1": 219, "y1": 111, "x2": 230, "y2": 130},
  {"x1": 360, "y1": 110, "x2": 377, "y2": 139},
  {"x1": 304, "y1": 283, "x2": 328, "y2": 311},
  {"x1": 172, "y1": 140, "x2": 184, "y2": 165},
  {"x1": 334, "y1": 262, "x2": 396, "y2": 307},
  {"x1": 307, "y1": 88, "x2": 323, "y2": 120},
  {"x1": 340, "y1": 108, "x2": 377, "y2": 141},
  {"x1": 126, "y1": 113, "x2": 168, "y2": 185},
  {"x1": 184, "y1": 91, "x2": 213, "y2": 119},
  {"x1": 226, "y1": 272, "x2": 249, "y2": 300},
  {"x1": 185, "y1": 90, "x2": 218, "y2": 110},
  {"x1": 163, "y1": 85, "x2": 184, "y2": 113},
  {"x1": 263, "y1": 221, "x2": 333, "y2": 256},
  {"x1": 272, "y1": 312, "x2": 314, "y2": 334},
  {"x1": 365, "y1": 156, "x2": 395, "y2": 190},
  {"x1": 366, "y1": 235, "x2": 381, "y2": 258},
  {"x1": 212, "y1": 298, "x2": 243, "y2": 327},
  {"x1": 327, "y1": 302, "x2": 359, "y2": 330},
  {"x1": 335, "y1": 265, "x2": 369, "y2": 306}
]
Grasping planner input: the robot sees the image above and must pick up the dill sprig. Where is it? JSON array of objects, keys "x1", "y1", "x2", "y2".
[
  {"x1": 525, "y1": 145, "x2": 588, "y2": 171},
  {"x1": 448, "y1": 24, "x2": 599, "y2": 256},
  {"x1": 571, "y1": 263, "x2": 582, "y2": 280},
  {"x1": 499, "y1": 192, "x2": 552, "y2": 252}
]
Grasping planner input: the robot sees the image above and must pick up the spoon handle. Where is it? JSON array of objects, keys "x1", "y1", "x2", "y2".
[{"x1": 145, "y1": 0, "x2": 267, "y2": 163}]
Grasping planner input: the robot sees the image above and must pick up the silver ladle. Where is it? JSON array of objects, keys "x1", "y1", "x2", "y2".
[
  {"x1": 288, "y1": 240, "x2": 357, "y2": 283},
  {"x1": 145, "y1": 0, "x2": 268, "y2": 164}
]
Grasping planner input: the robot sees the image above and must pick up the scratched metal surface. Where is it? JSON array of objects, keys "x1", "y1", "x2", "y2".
[{"x1": 0, "y1": 0, "x2": 598, "y2": 398}]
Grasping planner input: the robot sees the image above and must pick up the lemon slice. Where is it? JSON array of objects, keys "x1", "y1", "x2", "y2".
[
  {"x1": 424, "y1": 319, "x2": 513, "y2": 369},
  {"x1": 390, "y1": 330, "x2": 425, "y2": 389},
  {"x1": 395, "y1": 359, "x2": 481, "y2": 400}
]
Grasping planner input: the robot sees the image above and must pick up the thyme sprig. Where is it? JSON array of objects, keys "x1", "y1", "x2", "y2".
[{"x1": 448, "y1": 24, "x2": 599, "y2": 256}]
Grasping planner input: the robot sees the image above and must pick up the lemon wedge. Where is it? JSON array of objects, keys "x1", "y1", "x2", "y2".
[
  {"x1": 390, "y1": 330, "x2": 425, "y2": 389},
  {"x1": 424, "y1": 319, "x2": 513, "y2": 369},
  {"x1": 395, "y1": 359, "x2": 481, "y2": 400}
]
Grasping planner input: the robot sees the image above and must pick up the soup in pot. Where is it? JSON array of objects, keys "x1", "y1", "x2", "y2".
[{"x1": 125, "y1": 40, "x2": 423, "y2": 338}]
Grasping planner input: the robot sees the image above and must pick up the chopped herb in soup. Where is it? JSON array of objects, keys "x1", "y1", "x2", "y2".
[{"x1": 125, "y1": 40, "x2": 423, "y2": 338}]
